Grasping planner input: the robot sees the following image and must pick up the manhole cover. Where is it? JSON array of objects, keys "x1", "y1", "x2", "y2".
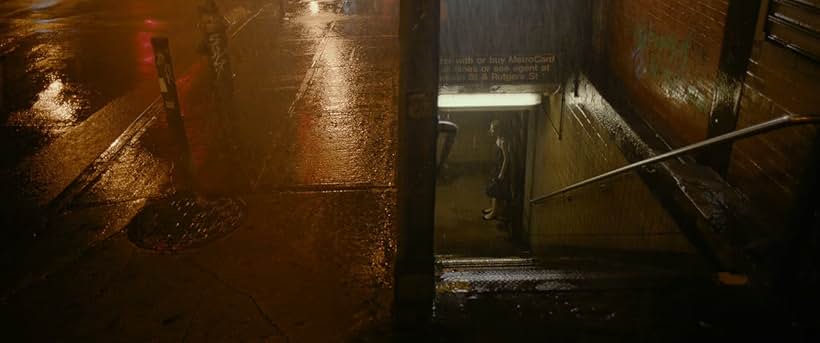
[{"x1": 127, "y1": 195, "x2": 245, "y2": 253}]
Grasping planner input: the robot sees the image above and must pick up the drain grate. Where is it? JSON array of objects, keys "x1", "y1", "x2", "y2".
[{"x1": 127, "y1": 195, "x2": 245, "y2": 253}]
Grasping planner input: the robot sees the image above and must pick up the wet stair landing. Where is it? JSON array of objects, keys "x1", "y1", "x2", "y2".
[{"x1": 432, "y1": 253, "x2": 794, "y2": 342}]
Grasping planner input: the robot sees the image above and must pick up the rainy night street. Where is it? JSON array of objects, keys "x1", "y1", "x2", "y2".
[
  {"x1": 2, "y1": 0, "x2": 820, "y2": 341},
  {"x1": 1, "y1": 0, "x2": 203, "y2": 192},
  {"x1": 1, "y1": 0, "x2": 401, "y2": 340}
]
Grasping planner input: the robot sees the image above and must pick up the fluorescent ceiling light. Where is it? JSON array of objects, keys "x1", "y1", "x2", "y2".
[{"x1": 438, "y1": 93, "x2": 541, "y2": 109}]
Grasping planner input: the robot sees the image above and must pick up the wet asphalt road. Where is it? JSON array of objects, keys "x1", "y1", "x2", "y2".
[
  {"x1": 0, "y1": 0, "x2": 395, "y2": 208},
  {"x1": 2, "y1": 2, "x2": 815, "y2": 341},
  {"x1": 0, "y1": 0, "x2": 204, "y2": 170},
  {"x1": 0, "y1": 0, "x2": 268, "y2": 241},
  {"x1": 0, "y1": 0, "x2": 400, "y2": 261},
  {"x1": 2, "y1": 1, "x2": 406, "y2": 340},
  {"x1": 0, "y1": 0, "x2": 268, "y2": 293}
]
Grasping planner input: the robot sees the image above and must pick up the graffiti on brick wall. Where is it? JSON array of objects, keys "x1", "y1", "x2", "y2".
[{"x1": 631, "y1": 23, "x2": 710, "y2": 114}]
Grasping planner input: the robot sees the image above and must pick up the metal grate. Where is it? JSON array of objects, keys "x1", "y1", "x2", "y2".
[
  {"x1": 436, "y1": 255, "x2": 705, "y2": 294},
  {"x1": 438, "y1": 265, "x2": 594, "y2": 293},
  {"x1": 127, "y1": 196, "x2": 245, "y2": 253}
]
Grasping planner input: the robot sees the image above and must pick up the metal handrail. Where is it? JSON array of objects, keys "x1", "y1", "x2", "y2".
[{"x1": 530, "y1": 115, "x2": 820, "y2": 204}]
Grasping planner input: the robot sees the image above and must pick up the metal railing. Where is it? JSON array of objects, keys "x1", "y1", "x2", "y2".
[{"x1": 530, "y1": 114, "x2": 820, "y2": 204}]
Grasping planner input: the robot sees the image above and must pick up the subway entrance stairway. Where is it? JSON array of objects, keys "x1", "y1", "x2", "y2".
[
  {"x1": 1, "y1": 0, "x2": 818, "y2": 340},
  {"x1": 427, "y1": 252, "x2": 810, "y2": 342}
]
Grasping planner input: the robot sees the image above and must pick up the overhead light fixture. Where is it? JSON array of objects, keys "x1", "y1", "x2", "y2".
[{"x1": 437, "y1": 93, "x2": 541, "y2": 111}]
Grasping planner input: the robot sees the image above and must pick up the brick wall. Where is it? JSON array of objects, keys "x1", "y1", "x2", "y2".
[
  {"x1": 605, "y1": 0, "x2": 729, "y2": 146},
  {"x1": 727, "y1": 38, "x2": 820, "y2": 223},
  {"x1": 596, "y1": 0, "x2": 819, "y2": 228}
]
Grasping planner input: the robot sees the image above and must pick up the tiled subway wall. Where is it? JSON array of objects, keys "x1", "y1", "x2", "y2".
[{"x1": 528, "y1": 76, "x2": 693, "y2": 253}]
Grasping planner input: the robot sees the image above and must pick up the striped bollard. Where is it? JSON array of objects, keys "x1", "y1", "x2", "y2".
[{"x1": 151, "y1": 37, "x2": 194, "y2": 192}]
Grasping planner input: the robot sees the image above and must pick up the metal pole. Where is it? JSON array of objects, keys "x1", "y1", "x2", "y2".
[
  {"x1": 151, "y1": 37, "x2": 194, "y2": 192},
  {"x1": 395, "y1": 0, "x2": 440, "y2": 332},
  {"x1": 197, "y1": 0, "x2": 236, "y2": 147},
  {"x1": 198, "y1": 0, "x2": 233, "y2": 97}
]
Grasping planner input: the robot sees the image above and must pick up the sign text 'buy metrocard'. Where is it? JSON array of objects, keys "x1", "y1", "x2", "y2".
[{"x1": 440, "y1": 54, "x2": 556, "y2": 84}]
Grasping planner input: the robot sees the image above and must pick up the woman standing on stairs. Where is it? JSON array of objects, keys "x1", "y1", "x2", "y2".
[{"x1": 483, "y1": 119, "x2": 511, "y2": 221}]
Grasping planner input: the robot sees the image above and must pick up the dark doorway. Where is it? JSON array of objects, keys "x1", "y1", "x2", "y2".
[{"x1": 435, "y1": 109, "x2": 530, "y2": 258}]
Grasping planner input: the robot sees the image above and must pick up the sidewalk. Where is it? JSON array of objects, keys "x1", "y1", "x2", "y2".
[
  {"x1": 2, "y1": 1, "x2": 401, "y2": 341},
  {"x1": 0, "y1": 0, "x2": 275, "y2": 299}
]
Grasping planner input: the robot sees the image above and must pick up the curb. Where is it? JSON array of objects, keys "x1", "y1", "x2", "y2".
[
  {"x1": 46, "y1": 4, "x2": 274, "y2": 215},
  {"x1": 0, "y1": 3, "x2": 279, "y2": 304}
]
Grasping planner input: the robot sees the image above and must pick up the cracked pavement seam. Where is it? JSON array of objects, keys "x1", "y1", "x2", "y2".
[{"x1": 183, "y1": 257, "x2": 291, "y2": 342}]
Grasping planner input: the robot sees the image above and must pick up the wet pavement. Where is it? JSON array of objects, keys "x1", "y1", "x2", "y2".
[
  {"x1": 430, "y1": 254, "x2": 817, "y2": 342},
  {"x1": 0, "y1": 0, "x2": 197, "y2": 174},
  {"x1": 2, "y1": 0, "x2": 402, "y2": 341},
  {"x1": 436, "y1": 167, "x2": 525, "y2": 257},
  {"x1": 0, "y1": 0, "x2": 263, "y2": 230},
  {"x1": 0, "y1": 0, "x2": 270, "y2": 292},
  {"x1": 3, "y1": 1, "x2": 815, "y2": 342}
]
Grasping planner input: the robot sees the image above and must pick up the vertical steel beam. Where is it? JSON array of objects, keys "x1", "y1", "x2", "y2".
[
  {"x1": 699, "y1": 0, "x2": 764, "y2": 175},
  {"x1": 394, "y1": 0, "x2": 439, "y2": 331}
]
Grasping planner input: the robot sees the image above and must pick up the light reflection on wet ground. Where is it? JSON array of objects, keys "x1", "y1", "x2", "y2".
[
  {"x1": 171, "y1": 0, "x2": 403, "y2": 192},
  {"x1": 2, "y1": 3, "x2": 406, "y2": 340},
  {"x1": 0, "y1": 0, "x2": 201, "y2": 170},
  {"x1": 0, "y1": 1, "x2": 398, "y2": 313},
  {"x1": 0, "y1": 0, "x2": 261, "y2": 297},
  {"x1": 4, "y1": 0, "x2": 403, "y2": 269},
  {"x1": 2, "y1": 2, "x2": 815, "y2": 342}
]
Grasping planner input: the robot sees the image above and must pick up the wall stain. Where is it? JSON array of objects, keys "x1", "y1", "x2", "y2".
[{"x1": 631, "y1": 22, "x2": 710, "y2": 114}]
